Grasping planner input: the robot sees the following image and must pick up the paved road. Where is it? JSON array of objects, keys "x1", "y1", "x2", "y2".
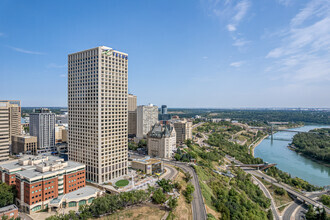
[
  {"x1": 165, "y1": 161, "x2": 207, "y2": 220},
  {"x1": 248, "y1": 170, "x2": 330, "y2": 215},
  {"x1": 192, "y1": 122, "x2": 205, "y2": 129},
  {"x1": 162, "y1": 164, "x2": 178, "y2": 180},
  {"x1": 251, "y1": 175, "x2": 280, "y2": 220},
  {"x1": 283, "y1": 192, "x2": 329, "y2": 220}
]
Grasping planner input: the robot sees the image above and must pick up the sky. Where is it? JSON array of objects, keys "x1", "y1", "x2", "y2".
[{"x1": 0, "y1": 0, "x2": 330, "y2": 108}]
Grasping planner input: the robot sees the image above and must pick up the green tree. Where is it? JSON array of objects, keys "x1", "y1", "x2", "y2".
[
  {"x1": 0, "y1": 182, "x2": 16, "y2": 208},
  {"x1": 152, "y1": 188, "x2": 166, "y2": 204},
  {"x1": 168, "y1": 197, "x2": 178, "y2": 210}
]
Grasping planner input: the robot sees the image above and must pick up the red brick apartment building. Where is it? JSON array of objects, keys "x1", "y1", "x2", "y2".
[{"x1": 0, "y1": 155, "x2": 85, "y2": 213}]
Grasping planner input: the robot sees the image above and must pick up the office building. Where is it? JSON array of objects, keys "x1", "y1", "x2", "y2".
[
  {"x1": 68, "y1": 46, "x2": 128, "y2": 183},
  {"x1": 147, "y1": 123, "x2": 176, "y2": 159},
  {"x1": 128, "y1": 94, "x2": 137, "y2": 137},
  {"x1": 0, "y1": 155, "x2": 86, "y2": 213},
  {"x1": 129, "y1": 156, "x2": 163, "y2": 175},
  {"x1": 55, "y1": 124, "x2": 67, "y2": 143},
  {"x1": 0, "y1": 100, "x2": 21, "y2": 161},
  {"x1": 11, "y1": 135, "x2": 37, "y2": 155},
  {"x1": 136, "y1": 104, "x2": 158, "y2": 138},
  {"x1": 161, "y1": 105, "x2": 167, "y2": 115},
  {"x1": 159, "y1": 105, "x2": 171, "y2": 121},
  {"x1": 172, "y1": 119, "x2": 193, "y2": 144},
  {"x1": 30, "y1": 108, "x2": 55, "y2": 153}
]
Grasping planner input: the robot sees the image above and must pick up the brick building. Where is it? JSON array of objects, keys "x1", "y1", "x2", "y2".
[{"x1": 0, "y1": 155, "x2": 85, "y2": 213}]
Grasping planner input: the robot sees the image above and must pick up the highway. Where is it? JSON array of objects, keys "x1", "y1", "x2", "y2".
[
  {"x1": 283, "y1": 192, "x2": 329, "y2": 220},
  {"x1": 251, "y1": 175, "x2": 280, "y2": 220},
  {"x1": 162, "y1": 164, "x2": 178, "y2": 180},
  {"x1": 192, "y1": 122, "x2": 205, "y2": 129},
  {"x1": 225, "y1": 155, "x2": 330, "y2": 219},
  {"x1": 248, "y1": 170, "x2": 330, "y2": 215},
  {"x1": 164, "y1": 161, "x2": 207, "y2": 220}
]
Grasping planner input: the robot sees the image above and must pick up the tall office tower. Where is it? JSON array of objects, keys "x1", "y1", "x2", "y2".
[
  {"x1": 161, "y1": 105, "x2": 167, "y2": 115},
  {"x1": 30, "y1": 108, "x2": 55, "y2": 153},
  {"x1": 128, "y1": 94, "x2": 137, "y2": 137},
  {"x1": 136, "y1": 104, "x2": 158, "y2": 139},
  {"x1": 0, "y1": 100, "x2": 21, "y2": 161},
  {"x1": 68, "y1": 46, "x2": 128, "y2": 183}
]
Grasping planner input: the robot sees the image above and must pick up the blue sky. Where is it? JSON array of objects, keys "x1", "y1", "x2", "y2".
[{"x1": 0, "y1": 0, "x2": 329, "y2": 108}]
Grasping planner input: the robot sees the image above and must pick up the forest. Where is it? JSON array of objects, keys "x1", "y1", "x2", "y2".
[{"x1": 291, "y1": 128, "x2": 330, "y2": 164}]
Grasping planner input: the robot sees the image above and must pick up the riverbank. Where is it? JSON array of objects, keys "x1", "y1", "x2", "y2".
[
  {"x1": 288, "y1": 145, "x2": 330, "y2": 168},
  {"x1": 254, "y1": 124, "x2": 330, "y2": 187},
  {"x1": 251, "y1": 135, "x2": 269, "y2": 157}
]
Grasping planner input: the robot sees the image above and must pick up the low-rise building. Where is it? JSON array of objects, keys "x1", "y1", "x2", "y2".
[
  {"x1": 147, "y1": 123, "x2": 176, "y2": 159},
  {"x1": 0, "y1": 155, "x2": 86, "y2": 213},
  {"x1": 0, "y1": 205, "x2": 18, "y2": 219},
  {"x1": 130, "y1": 156, "x2": 163, "y2": 175},
  {"x1": 11, "y1": 135, "x2": 37, "y2": 155}
]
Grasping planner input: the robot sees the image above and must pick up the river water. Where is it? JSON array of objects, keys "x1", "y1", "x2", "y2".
[{"x1": 254, "y1": 125, "x2": 330, "y2": 187}]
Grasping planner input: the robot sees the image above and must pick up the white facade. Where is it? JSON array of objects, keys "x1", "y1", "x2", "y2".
[
  {"x1": 68, "y1": 46, "x2": 128, "y2": 183},
  {"x1": 136, "y1": 104, "x2": 158, "y2": 138},
  {"x1": 147, "y1": 124, "x2": 176, "y2": 159}
]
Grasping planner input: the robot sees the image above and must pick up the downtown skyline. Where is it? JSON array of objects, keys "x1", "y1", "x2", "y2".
[{"x1": 1, "y1": 0, "x2": 330, "y2": 108}]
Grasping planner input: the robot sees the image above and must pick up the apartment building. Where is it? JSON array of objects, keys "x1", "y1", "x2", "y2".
[
  {"x1": 68, "y1": 46, "x2": 128, "y2": 183},
  {"x1": 30, "y1": 108, "x2": 55, "y2": 153},
  {"x1": 136, "y1": 104, "x2": 158, "y2": 138},
  {"x1": 128, "y1": 94, "x2": 137, "y2": 137},
  {"x1": 172, "y1": 119, "x2": 193, "y2": 144},
  {"x1": 0, "y1": 155, "x2": 85, "y2": 213},
  {"x1": 0, "y1": 100, "x2": 21, "y2": 161},
  {"x1": 11, "y1": 135, "x2": 37, "y2": 155},
  {"x1": 147, "y1": 123, "x2": 176, "y2": 159}
]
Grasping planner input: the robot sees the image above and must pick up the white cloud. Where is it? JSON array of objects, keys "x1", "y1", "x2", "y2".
[
  {"x1": 201, "y1": 0, "x2": 252, "y2": 48},
  {"x1": 266, "y1": 0, "x2": 330, "y2": 83},
  {"x1": 8, "y1": 46, "x2": 44, "y2": 55},
  {"x1": 277, "y1": 0, "x2": 293, "y2": 7},
  {"x1": 202, "y1": 56, "x2": 208, "y2": 59},
  {"x1": 47, "y1": 63, "x2": 66, "y2": 68},
  {"x1": 227, "y1": 24, "x2": 236, "y2": 32},
  {"x1": 233, "y1": 0, "x2": 250, "y2": 23},
  {"x1": 59, "y1": 74, "x2": 66, "y2": 78},
  {"x1": 232, "y1": 38, "x2": 250, "y2": 47},
  {"x1": 230, "y1": 61, "x2": 244, "y2": 67}
]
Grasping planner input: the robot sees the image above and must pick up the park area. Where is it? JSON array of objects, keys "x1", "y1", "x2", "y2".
[{"x1": 115, "y1": 179, "x2": 129, "y2": 187}]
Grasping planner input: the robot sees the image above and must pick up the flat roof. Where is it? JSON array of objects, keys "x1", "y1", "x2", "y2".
[
  {"x1": 0, "y1": 155, "x2": 84, "y2": 180},
  {"x1": 0, "y1": 204, "x2": 18, "y2": 213}
]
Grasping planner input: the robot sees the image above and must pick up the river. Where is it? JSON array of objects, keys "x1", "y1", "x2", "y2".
[{"x1": 254, "y1": 125, "x2": 330, "y2": 187}]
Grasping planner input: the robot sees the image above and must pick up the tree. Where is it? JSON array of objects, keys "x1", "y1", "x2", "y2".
[
  {"x1": 305, "y1": 205, "x2": 316, "y2": 220},
  {"x1": 184, "y1": 172, "x2": 192, "y2": 182},
  {"x1": 267, "y1": 209, "x2": 273, "y2": 220},
  {"x1": 0, "y1": 182, "x2": 16, "y2": 208},
  {"x1": 168, "y1": 197, "x2": 178, "y2": 210},
  {"x1": 152, "y1": 188, "x2": 166, "y2": 204}
]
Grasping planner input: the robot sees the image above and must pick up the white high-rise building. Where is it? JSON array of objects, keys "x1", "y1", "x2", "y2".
[
  {"x1": 136, "y1": 104, "x2": 158, "y2": 138},
  {"x1": 29, "y1": 108, "x2": 55, "y2": 153},
  {"x1": 68, "y1": 46, "x2": 128, "y2": 183}
]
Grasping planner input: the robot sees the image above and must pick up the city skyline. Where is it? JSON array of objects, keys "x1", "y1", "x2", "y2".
[{"x1": 1, "y1": 0, "x2": 330, "y2": 108}]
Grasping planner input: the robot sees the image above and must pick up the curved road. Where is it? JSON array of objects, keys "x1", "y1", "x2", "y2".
[
  {"x1": 251, "y1": 175, "x2": 280, "y2": 220},
  {"x1": 283, "y1": 192, "x2": 329, "y2": 220},
  {"x1": 165, "y1": 161, "x2": 207, "y2": 220},
  {"x1": 162, "y1": 165, "x2": 178, "y2": 180}
]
